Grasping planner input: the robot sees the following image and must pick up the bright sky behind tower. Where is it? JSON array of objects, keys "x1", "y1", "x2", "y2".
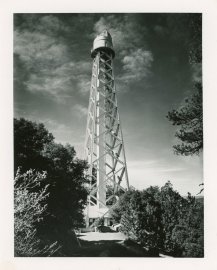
[{"x1": 14, "y1": 13, "x2": 203, "y2": 196}]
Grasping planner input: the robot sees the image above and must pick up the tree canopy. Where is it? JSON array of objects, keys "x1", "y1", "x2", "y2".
[
  {"x1": 14, "y1": 117, "x2": 88, "y2": 256},
  {"x1": 167, "y1": 82, "x2": 202, "y2": 156},
  {"x1": 112, "y1": 182, "x2": 203, "y2": 257},
  {"x1": 14, "y1": 118, "x2": 54, "y2": 173}
]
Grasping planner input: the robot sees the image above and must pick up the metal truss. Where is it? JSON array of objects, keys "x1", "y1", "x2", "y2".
[{"x1": 84, "y1": 49, "x2": 129, "y2": 226}]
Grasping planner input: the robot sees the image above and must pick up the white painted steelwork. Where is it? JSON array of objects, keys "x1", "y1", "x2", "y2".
[{"x1": 84, "y1": 30, "x2": 129, "y2": 227}]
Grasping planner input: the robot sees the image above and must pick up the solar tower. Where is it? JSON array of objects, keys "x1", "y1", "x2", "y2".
[{"x1": 84, "y1": 30, "x2": 129, "y2": 227}]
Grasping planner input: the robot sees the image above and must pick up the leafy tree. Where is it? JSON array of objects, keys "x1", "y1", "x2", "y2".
[
  {"x1": 112, "y1": 189, "x2": 164, "y2": 253},
  {"x1": 14, "y1": 169, "x2": 60, "y2": 256},
  {"x1": 112, "y1": 182, "x2": 204, "y2": 257},
  {"x1": 157, "y1": 182, "x2": 189, "y2": 254},
  {"x1": 14, "y1": 118, "x2": 88, "y2": 255},
  {"x1": 167, "y1": 82, "x2": 202, "y2": 155},
  {"x1": 171, "y1": 193, "x2": 204, "y2": 257},
  {"x1": 14, "y1": 118, "x2": 54, "y2": 173},
  {"x1": 41, "y1": 142, "x2": 88, "y2": 232},
  {"x1": 111, "y1": 190, "x2": 134, "y2": 223},
  {"x1": 148, "y1": 182, "x2": 204, "y2": 257}
]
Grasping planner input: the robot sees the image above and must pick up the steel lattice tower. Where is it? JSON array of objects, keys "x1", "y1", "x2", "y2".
[{"x1": 84, "y1": 30, "x2": 129, "y2": 227}]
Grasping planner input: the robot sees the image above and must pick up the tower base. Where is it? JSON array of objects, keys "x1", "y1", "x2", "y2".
[{"x1": 84, "y1": 205, "x2": 114, "y2": 227}]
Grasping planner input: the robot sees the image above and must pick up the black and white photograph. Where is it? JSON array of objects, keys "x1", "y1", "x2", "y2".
[
  {"x1": 1, "y1": 1, "x2": 217, "y2": 268},
  {"x1": 13, "y1": 13, "x2": 204, "y2": 258},
  {"x1": 14, "y1": 13, "x2": 204, "y2": 257}
]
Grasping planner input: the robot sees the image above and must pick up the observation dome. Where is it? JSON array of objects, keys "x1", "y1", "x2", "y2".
[{"x1": 91, "y1": 30, "x2": 115, "y2": 59}]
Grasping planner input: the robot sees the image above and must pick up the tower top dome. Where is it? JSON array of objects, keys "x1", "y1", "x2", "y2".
[{"x1": 91, "y1": 29, "x2": 115, "y2": 59}]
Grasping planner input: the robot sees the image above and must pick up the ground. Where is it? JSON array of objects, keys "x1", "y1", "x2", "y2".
[
  {"x1": 78, "y1": 232, "x2": 126, "y2": 242},
  {"x1": 75, "y1": 231, "x2": 153, "y2": 257}
]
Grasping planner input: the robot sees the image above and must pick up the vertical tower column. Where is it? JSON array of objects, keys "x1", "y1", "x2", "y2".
[
  {"x1": 84, "y1": 30, "x2": 129, "y2": 227},
  {"x1": 97, "y1": 53, "x2": 106, "y2": 209}
]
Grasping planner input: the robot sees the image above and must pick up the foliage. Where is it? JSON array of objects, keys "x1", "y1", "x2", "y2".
[
  {"x1": 112, "y1": 190, "x2": 164, "y2": 252},
  {"x1": 171, "y1": 194, "x2": 204, "y2": 257},
  {"x1": 187, "y1": 13, "x2": 202, "y2": 64},
  {"x1": 41, "y1": 142, "x2": 88, "y2": 231},
  {"x1": 14, "y1": 169, "x2": 60, "y2": 256},
  {"x1": 112, "y1": 182, "x2": 204, "y2": 257},
  {"x1": 148, "y1": 182, "x2": 204, "y2": 257},
  {"x1": 14, "y1": 118, "x2": 54, "y2": 173},
  {"x1": 167, "y1": 14, "x2": 202, "y2": 156},
  {"x1": 167, "y1": 82, "x2": 203, "y2": 156},
  {"x1": 14, "y1": 118, "x2": 88, "y2": 255},
  {"x1": 157, "y1": 182, "x2": 188, "y2": 253}
]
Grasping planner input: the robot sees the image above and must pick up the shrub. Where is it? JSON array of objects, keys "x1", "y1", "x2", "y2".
[
  {"x1": 14, "y1": 169, "x2": 60, "y2": 256},
  {"x1": 113, "y1": 190, "x2": 164, "y2": 252},
  {"x1": 112, "y1": 183, "x2": 204, "y2": 257}
]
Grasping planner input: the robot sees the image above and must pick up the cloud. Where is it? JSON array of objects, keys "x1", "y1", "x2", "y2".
[
  {"x1": 191, "y1": 63, "x2": 202, "y2": 83},
  {"x1": 14, "y1": 14, "x2": 154, "y2": 101},
  {"x1": 157, "y1": 167, "x2": 186, "y2": 173},
  {"x1": 77, "y1": 79, "x2": 91, "y2": 95},
  {"x1": 14, "y1": 30, "x2": 68, "y2": 66},
  {"x1": 39, "y1": 117, "x2": 86, "y2": 158},
  {"x1": 36, "y1": 15, "x2": 70, "y2": 34},
  {"x1": 128, "y1": 159, "x2": 159, "y2": 169},
  {"x1": 14, "y1": 15, "x2": 92, "y2": 102},
  {"x1": 34, "y1": 118, "x2": 79, "y2": 143},
  {"x1": 93, "y1": 15, "x2": 148, "y2": 53},
  {"x1": 121, "y1": 49, "x2": 153, "y2": 82},
  {"x1": 72, "y1": 104, "x2": 88, "y2": 117},
  {"x1": 128, "y1": 158, "x2": 185, "y2": 173},
  {"x1": 14, "y1": 28, "x2": 71, "y2": 102},
  {"x1": 154, "y1": 25, "x2": 167, "y2": 36}
]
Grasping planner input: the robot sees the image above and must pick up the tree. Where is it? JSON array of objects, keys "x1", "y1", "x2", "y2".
[
  {"x1": 157, "y1": 182, "x2": 189, "y2": 254},
  {"x1": 112, "y1": 182, "x2": 204, "y2": 257},
  {"x1": 41, "y1": 142, "x2": 88, "y2": 232},
  {"x1": 171, "y1": 195, "x2": 204, "y2": 257},
  {"x1": 167, "y1": 82, "x2": 202, "y2": 155},
  {"x1": 167, "y1": 14, "x2": 202, "y2": 156},
  {"x1": 14, "y1": 118, "x2": 54, "y2": 173},
  {"x1": 187, "y1": 13, "x2": 202, "y2": 65},
  {"x1": 14, "y1": 118, "x2": 88, "y2": 255},
  {"x1": 112, "y1": 189, "x2": 164, "y2": 253},
  {"x1": 14, "y1": 169, "x2": 60, "y2": 256},
  {"x1": 148, "y1": 182, "x2": 204, "y2": 257}
]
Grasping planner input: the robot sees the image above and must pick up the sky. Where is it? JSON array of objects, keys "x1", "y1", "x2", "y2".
[{"x1": 14, "y1": 13, "x2": 203, "y2": 196}]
